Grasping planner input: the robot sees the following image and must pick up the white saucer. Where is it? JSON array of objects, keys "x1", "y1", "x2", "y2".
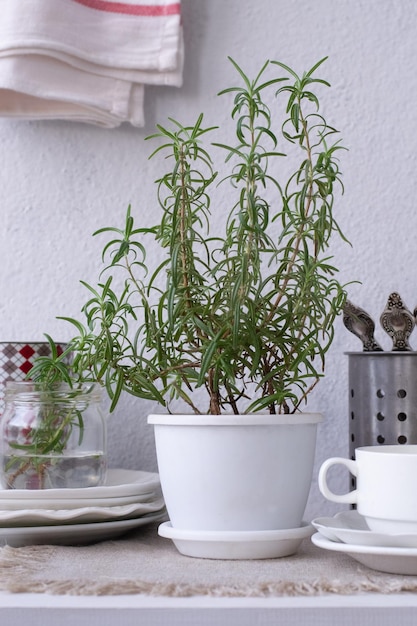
[
  {"x1": 312, "y1": 531, "x2": 417, "y2": 575},
  {"x1": 158, "y1": 521, "x2": 313, "y2": 559},
  {"x1": 0, "y1": 511, "x2": 167, "y2": 547},
  {"x1": 312, "y1": 510, "x2": 417, "y2": 548}
]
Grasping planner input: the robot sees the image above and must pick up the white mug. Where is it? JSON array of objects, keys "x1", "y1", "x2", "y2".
[{"x1": 318, "y1": 445, "x2": 417, "y2": 534}]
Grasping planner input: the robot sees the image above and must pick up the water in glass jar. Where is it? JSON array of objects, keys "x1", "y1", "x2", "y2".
[{"x1": 3, "y1": 452, "x2": 106, "y2": 489}]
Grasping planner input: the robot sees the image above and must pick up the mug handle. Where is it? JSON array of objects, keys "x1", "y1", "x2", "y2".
[{"x1": 318, "y1": 457, "x2": 358, "y2": 504}]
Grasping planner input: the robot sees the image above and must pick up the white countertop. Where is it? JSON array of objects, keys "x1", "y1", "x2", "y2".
[{"x1": 1, "y1": 592, "x2": 417, "y2": 626}]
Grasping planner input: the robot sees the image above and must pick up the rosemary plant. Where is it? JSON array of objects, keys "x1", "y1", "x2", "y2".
[{"x1": 34, "y1": 57, "x2": 348, "y2": 415}]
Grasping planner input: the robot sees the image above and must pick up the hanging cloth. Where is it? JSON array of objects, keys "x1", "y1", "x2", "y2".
[{"x1": 0, "y1": 0, "x2": 183, "y2": 127}]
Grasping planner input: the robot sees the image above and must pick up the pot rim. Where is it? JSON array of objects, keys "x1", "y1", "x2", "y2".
[{"x1": 148, "y1": 413, "x2": 323, "y2": 426}]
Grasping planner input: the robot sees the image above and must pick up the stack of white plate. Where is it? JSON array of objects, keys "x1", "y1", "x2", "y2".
[
  {"x1": 0, "y1": 469, "x2": 166, "y2": 547},
  {"x1": 312, "y1": 510, "x2": 417, "y2": 575}
]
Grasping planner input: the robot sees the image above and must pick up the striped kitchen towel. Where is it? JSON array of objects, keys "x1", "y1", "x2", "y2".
[{"x1": 0, "y1": 0, "x2": 183, "y2": 127}]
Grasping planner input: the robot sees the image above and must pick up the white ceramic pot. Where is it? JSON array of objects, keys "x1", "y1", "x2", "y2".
[{"x1": 148, "y1": 413, "x2": 322, "y2": 533}]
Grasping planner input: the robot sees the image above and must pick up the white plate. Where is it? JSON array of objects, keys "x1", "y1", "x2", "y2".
[
  {"x1": 0, "y1": 469, "x2": 160, "y2": 506},
  {"x1": 312, "y1": 510, "x2": 417, "y2": 548},
  {"x1": 158, "y1": 521, "x2": 313, "y2": 559},
  {"x1": 0, "y1": 511, "x2": 167, "y2": 547},
  {"x1": 0, "y1": 491, "x2": 159, "y2": 511},
  {"x1": 312, "y1": 532, "x2": 417, "y2": 575},
  {"x1": 0, "y1": 497, "x2": 166, "y2": 527}
]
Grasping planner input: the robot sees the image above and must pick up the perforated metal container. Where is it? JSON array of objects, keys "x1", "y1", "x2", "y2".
[{"x1": 347, "y1": 352, "x2": 417, "y2": 465}]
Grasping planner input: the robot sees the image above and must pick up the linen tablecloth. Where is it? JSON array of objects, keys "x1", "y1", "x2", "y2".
[{"x1": 1, "y1": 523, "x2": 417, "y2": 596}]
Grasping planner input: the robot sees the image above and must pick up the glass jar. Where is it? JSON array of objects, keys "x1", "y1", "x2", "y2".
[{"x1": 0, "y1": 382, "x2": 107, "y2": 489}]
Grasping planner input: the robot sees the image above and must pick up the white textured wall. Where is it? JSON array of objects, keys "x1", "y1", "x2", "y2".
[{"x1": 1, "y1": 0, "x2": 415, "y2": 521}]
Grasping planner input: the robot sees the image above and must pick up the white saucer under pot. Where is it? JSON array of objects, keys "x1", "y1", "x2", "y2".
[
  {"x1": 159, "y1": 521, "x2": 314, "y2": 560},
  {"x1": 148, "y1": 413, "x2": 322, "y2": 558}
]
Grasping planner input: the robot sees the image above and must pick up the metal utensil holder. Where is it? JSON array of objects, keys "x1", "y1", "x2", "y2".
[{"x1": 347, "y1": 352, "x2": 417, "y2": 490}]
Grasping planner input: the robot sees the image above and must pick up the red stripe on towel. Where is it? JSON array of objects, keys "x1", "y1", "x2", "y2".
[{"x1": 71, "y1": 0, "x2": 180, "y2": 16}]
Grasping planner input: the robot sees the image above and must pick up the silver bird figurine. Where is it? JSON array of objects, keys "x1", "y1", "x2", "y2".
[
  {"x1": 343, "y1": 300, "x2": 383, "y2": 351},
  {"x1": 380, "y1": 292, "x2": 415, "y2": 351}
]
